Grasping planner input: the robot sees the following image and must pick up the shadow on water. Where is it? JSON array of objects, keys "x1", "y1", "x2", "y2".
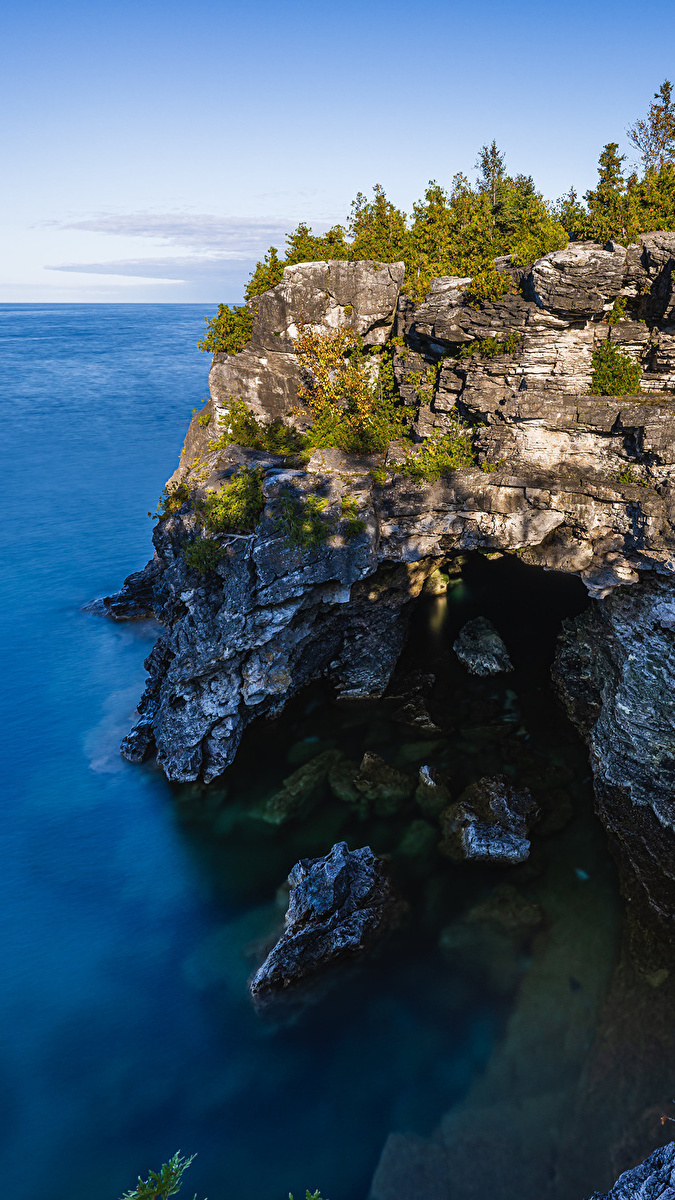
[{"x1": 172, "y1": 553, "x2": 626, "y2": 1200}]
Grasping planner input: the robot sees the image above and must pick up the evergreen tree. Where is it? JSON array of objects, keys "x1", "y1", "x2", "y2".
[
  {"x1": 627, "y1": 79, "x2": 675, "y2": 172},
  {"x1": 475, "y1": 140, "x2": 506, "y2": 206},
  {"x1": 348, "y1": 184, "x2": 409, "y2": 262}
]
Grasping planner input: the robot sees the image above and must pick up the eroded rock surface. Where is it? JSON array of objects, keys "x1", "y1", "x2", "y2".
[
  {"x1": 101, "y1": 237, "x2": 675, "y2": 794},
  {"x1": 554, "y1": 578, "x2": 675, "y2": 935},
  {"x1": 439, "y1": 775, "x2": 538, "y2": 864},
  {"x1": 585, "y1": 1141, "x2": 675, "y2": 1200},
  {"x1": 453, "y1": 616, "x2": 513, "y2": 675},
  {"x1": 249, "y1": 841, "x2": 401, "y2": 1002}
]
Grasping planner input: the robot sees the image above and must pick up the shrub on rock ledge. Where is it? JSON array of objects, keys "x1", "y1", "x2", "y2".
[{"x1": 589, "y1": 340, "x2": 641, "y2": 396}]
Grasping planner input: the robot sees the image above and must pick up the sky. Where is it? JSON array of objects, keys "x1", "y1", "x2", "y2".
[{"x1": 2, "y1": 0, "x2": 675, "y2": 304}]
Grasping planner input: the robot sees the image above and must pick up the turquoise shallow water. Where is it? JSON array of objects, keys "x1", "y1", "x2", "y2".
[{"x1": 0, "y1": 304, "x2": 621, "y2": 1200}]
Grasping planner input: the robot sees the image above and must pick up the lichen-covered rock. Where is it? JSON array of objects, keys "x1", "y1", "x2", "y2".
[
  {"x1": 585, "y1": 1141, "x2": 675, "y2": 1200},
  {"x1": 453, "y1": 616, "x2": 513, "y2": 676},
  {"x1": 439, "y1": 775, "x2": 538, "y2": 864},
  {"x1": 249, "y1": 841, "x2": 401, "y2": 1001},
  {"x1": 554, "y1": 578, "x2": 675, "y2": 933}
]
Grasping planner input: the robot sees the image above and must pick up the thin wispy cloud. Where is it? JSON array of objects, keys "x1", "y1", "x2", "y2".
[
  {"x1": 54, "y1": 213, "x2": 296, "y2": 253},
  {"x1": 47, "y1": 256, "x2": 259, "y2": 282}
]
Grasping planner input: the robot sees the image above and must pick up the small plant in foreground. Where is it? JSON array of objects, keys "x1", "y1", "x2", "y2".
[
  {"x1": 341, "y1": 495, "x2": 367, "y2": 538},
  {"x1": 273, "y1": 490, "x2": 332, "y2": 549},
  {"x1": 394, "y1": 421, "x2": 476, "y2": 482},
  {"x1": 184, "y1": 538, "x2": 223, "y2": 575},
  {"x1": 589, "y1": 340, "x2": 641, "y2": 396},
  {"x1": 120, "y1": 1150, "x2": 202, "y2": 1200},
  {"x1": 198, "y1": 304, "x2": 253, "y2": 355},
  {"x1": 203, "y1": 467, "x2": 265, "y2": 535},
  {"x1": 209, "y1": 399, "x2": 304, "y2": 455}
]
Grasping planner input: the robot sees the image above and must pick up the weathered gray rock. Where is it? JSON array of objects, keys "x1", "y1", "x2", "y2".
[
  {"x1": 105, "y1": 239, "x2": 675, "y2": 848},
  {"x1": 249, "y1": 841, "x2": 401, "y2": 1001},
  {"x1": 585, "y1": 1141, "x2": 675, "y2": 1200},
  {"x1": 209, "y1": 259, "x2": 404, "y2": 427},
  {"x1": 439, "y1": 775, "x2": 538, "y2": 864},
  {"x1": 453, "y1": 616, "x2": 513, "y2": 675},
  {"x1": 554, "y1": 578, "x2": 675, "y2": 933}
]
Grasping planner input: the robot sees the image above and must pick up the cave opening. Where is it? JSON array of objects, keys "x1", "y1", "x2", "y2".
[{"x1": 169, "y1": 552, "x2": 647, "y2": 1200}]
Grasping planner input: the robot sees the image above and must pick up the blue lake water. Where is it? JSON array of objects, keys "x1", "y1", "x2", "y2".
[{"x1": 0, "y1": 304, "x2": 623, "y2": 1200}]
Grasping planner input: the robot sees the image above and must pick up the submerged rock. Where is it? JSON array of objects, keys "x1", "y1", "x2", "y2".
[
  {"x1": 252, "y1": 749, "x2": 340, "y2": 825},
  {"x1": 353, "y1": 752, "x2": 415, "y2": 816},
  {"x1": 415, "y1": 764, "x2": 452, "y2": 818},
  {"x1": 585, "y1": 1141, "x2": 675, "y2": 1200},
  {"x1": 453, "y1": 617, "x2": 514, "y2": 676},
  {"x1": 439, "y1": 774, "x2": 538, "y2": 864},
  {"x1": 249, "y1": 841, "x2": 401, "y2": 1002}
]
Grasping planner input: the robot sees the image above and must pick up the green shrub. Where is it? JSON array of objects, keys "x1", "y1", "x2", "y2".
[
  {"x1": 184, "y1": 538, "x2": 223, "y2": 575},
  {"x1": 203, "y1": 466, "x2": 265, "y2": 534},
  {"x1": 155, "y1": 480, "x2": 192, "y2": 518},
  {"x1": 605, "y1": 296, "x2": 627, "y2": 327},
  {"x1": 120, "y1": 1151, "x2": 201, "y2": 1199},
  {"x1": 273, "y1": 490, "x2": 332, "y2": 549},
  {"x1": 295, "y1": 325, "x2": 409, "y2": 455},
  {"x1": 196, "y1": 409, "x2": 211, "y2": 427},
  {"x1": 394, "y1": 421, "x2": 476, "y2": 482},
  {"x1": 464, "y1": 262, "x2": 514, "y2": 307},
  {"x1": 198, "y1": 304, "x2": 253, "y2": 354},
  {"x1": 341, "y1": 495, "x2": 367, "y2": 538},
  {"x1": 209, "y1": 399, "x2": 305, "y2": 455},
  {"x1": 457, "y1": 332, "x2": 521, "y2": 359},
  {"x1": 589, "y1": 340, "x2": 641, "y2": 395}
]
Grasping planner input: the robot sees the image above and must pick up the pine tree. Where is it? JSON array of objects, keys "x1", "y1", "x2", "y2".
[
  {"x1": 627, "y1": 80, "x2": 675, "y2": 172},
  {"x1": 474, "y1": 140, "x2": 506, "y2": 206}
]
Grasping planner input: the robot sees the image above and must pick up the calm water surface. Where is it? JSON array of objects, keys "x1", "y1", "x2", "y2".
[{"x1": 0, "y1": 305, "x2": 622, "y2": 1200}]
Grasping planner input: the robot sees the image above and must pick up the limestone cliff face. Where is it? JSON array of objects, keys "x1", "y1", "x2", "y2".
[{"x1": 106, "y1": 238, "x2": 675, "y2": 929}]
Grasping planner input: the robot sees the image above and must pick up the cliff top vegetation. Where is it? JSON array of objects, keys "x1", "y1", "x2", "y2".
[{"x1": 243, "y1": 77, "x2": 674, "y2": 305}]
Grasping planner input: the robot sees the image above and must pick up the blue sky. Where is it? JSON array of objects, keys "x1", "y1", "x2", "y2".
[{"x1": 2, "y1": 0, "x2": 674, "y2": 302}]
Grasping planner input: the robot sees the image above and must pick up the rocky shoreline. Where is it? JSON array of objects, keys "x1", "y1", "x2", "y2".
[{"x1": 100, "y1": 233, "x2": 675, "y2": 1198}]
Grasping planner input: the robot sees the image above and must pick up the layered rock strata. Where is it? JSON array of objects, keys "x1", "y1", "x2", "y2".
[{"x1": 106, "y1": 237, "x2": 675, "y2": 797}]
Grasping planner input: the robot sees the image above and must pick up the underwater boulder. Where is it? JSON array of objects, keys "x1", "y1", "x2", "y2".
[
  {"x1": 439, "y1": 774, "x2": 538, "y2": 864},
  {"x1": 453, "y1": 617, "x2": 513, "y2": 676},
  {"x1": 252, "y1": 749, "x2": 340, "y2": 824},
  {"x1": 353, "y1": 752, "x2": 415, "y2": 816},
  {"x1": 415, "y1": 764, "x2": 452, "y2": 818},
  {"x1": 249, "y1": 841, "x2": 402, "y2": 1003}
]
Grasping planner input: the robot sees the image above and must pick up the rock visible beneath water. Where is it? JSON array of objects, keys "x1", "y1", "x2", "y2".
[
  {"x1": 327, "y1": 756, "x2": 368, "y2": 817},
  {"x1": 439, "y1": 775, "x2": 538, "y2": 864},
  {"x1": 416, "y1": 764, "x2": 452, "y2": 818},
  {"x1": 453, "y1": 617, "x2": 513, "y2": 676},
  {"x1": 249, "y1": 841, "x2": 401, "y2": 1003},
  {"x1": 585, "y1": 1141, "x2": 675, "y2": 1200},
  {"x1": 253, "y1": 749, "x2": 340, "y2": 824},
  {"x1": 466, "y1": 884, "x2": 544, "y2": 934},
  {"x1": 353, "y1": 752, "x2": 415, "y2": 816},
  {"x1": 392, "y1": 694, "x2": 441, "y2": 734}
]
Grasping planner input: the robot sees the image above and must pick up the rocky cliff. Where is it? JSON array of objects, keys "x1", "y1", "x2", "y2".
[{"x1": 105, "y1": 236, "x2": 675, "y2": 930}]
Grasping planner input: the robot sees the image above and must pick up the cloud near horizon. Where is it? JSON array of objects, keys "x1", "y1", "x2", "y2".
[
  {"x1": 54, "y1": 212, "x2": 300, "y2": 253},
  {"x1": 46, "y1": 255, "x2": 260, "y2": 285}
]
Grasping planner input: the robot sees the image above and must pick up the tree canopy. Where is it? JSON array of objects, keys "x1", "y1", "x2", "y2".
[{"x1": 240, "y1": 79, "x2": 675, "y2": 307}]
